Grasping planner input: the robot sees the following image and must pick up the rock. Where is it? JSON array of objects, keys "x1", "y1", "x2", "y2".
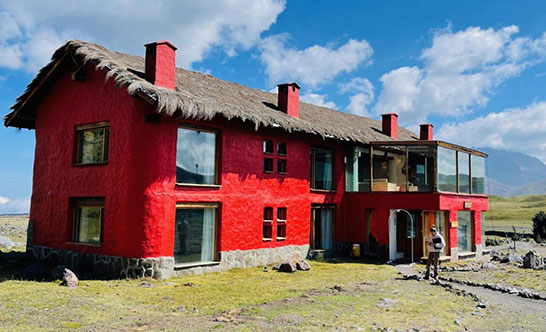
[
  {"x1": 476, "y1": 302, "x2": 487, "y2": 309},
  {"x1": 60, "y1": 269, "x2": 78, "y2": 289},
  {"x1": 278, "y1": 261, "x2": 297, "y2": 273},
  {"x1": 50, "y1": 265, "x2": 66, "y2": 280},
  {"x1": 500, "y1": 254, "x2": 523, "y2": 264},
  {"x1": 21, "y1": 263, "x2": 51, "y2": 281},
  {"x1": 296, "y1": 260, "x2": 311, "y2": 271},
  {"x1": 332, "y1": 285, "x2": 345, "y2": 292},
  {"x1": 482, "y1": 262, "x2": 497, "y2": 270},
  {"x1": 138, "y1": 281, "x2": 154, "y2": 288},
  {"x1": 376, "y1": 298, "x2": 398, "y2": 309},
  {"x1": 508, "y1": 288, "x2": 519, "y2": 295},
  {"x1": 523, "y1": 250, "x2": 542, "y2": 269},
  {"x1": 0, "y1": 235, "x2": 14, "y2": 249},
  {"x1": 263, "y1": 266, "x2": 269, "y2": 272},
  {"x1": 272, "y1": 263, "x2": 281, "y2": 271},
  {"x1": 454, "y1": 319, "x2": 463, "y2": 326},
  {"x1": 175, "y1": 305, "x2": 186, "y2": 312}
]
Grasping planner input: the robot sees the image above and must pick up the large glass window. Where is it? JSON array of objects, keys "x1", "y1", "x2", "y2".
[
  {"x1": 372, "y1": 146, "x2": 406, "y2": 192},
  {"x1": 176, "y1": 127, "x2": 218, "y2": 185},
  {"x1": 311, "y1": 206, "x2": 334, "y2": 250},
  {"x1": 408, "y1": 146, "x2": 435, "y2": 192},
  {"x1": 72, "y1": 198, "x2": 104, "y2": 245},
  {"x1": 75, "y1": 122, "x2": 109, "y2": 164},
  {"x1": 345, "y1": 146, "x2": 370, "y2": 192},
  {"x1": 437, "y1": 147, "x2": 457, "y2": 192},
  {"x1": 458, "y1": 152, "x2": 470, "y2": 194},
  {"x1": 481, "y1": 211, "x2": 486, "y2": 247},
  {"x1": 457, "y1": 211, "x2": 473, "y2": 253},
  {"x1": 311, "y1": 148, "x2": 334, "y2": 190},
  {"x1": 174, "y1": 205, "x2": 217, "y2": 264},
  {"x1": 472, "y1": 155, "x2": 485, "y2": 194}
]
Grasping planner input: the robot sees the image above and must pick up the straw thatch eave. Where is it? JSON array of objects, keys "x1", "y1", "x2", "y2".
[{"x1": 4, "y1": 39, "x2": 418, "y2": 144}]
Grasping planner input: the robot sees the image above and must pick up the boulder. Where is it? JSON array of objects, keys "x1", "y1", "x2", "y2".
[
  {"x1": 60, "y1": 268, "x2": 78, "y2": 289},
  {"x1": 296, "y1": 260, "x2": 311, "y2": 271},
  {"x1": 50, "y1": 265, "x2": 66, "y2": 281},
  {"x1": 500, "y1": 254, "x2": 523, "y2": 264},
  {"x1": 376, "y1": 298, "x2": 398, "y2": 309},
  {"x1": 482, "y1": 262, "x2": 497, "y2": 270},
  {"x1": 21, "y1": 263, "x2": 52, "y2": 281},
  {"x1": 0, "y1": 235, "x2": 14, "y2": 249},
  {"x1": 523, "y1": 250, "x2": 542, "y2": 269},
  {"x1": 278, "y1": 261, "x2": 297, "y2": 273}
]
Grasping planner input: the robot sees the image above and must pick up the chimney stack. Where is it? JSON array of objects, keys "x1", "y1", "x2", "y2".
[
  {"x1": 381, "y1": 113, "x2": 398, "y2": 139},
  {"x1": 145, "y1": 41, "x2": 177, "y2": 90},
  {"x1": 277, "y1": 82, "x2": 300, "y2": 118},
  {"x1": 419, "y1": 123, "x2": 433, "y2": 140}
]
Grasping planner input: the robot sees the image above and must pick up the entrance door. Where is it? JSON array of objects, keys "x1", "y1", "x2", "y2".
[
  {"x1": 310, "y1": 206, "x2": 335, "y2": 250},
  {"x1": 422, "y1": 211, "x2": 450, "y2": 257},
  {"x1": 389, "y1": 210, "x2": 421, "y2": 262}
]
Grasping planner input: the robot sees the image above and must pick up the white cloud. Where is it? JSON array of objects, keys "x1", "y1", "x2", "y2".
[
  {"x1": 374, "y1": 25, "x2": 546, "y2": 124},
  {"x1": 300, "y1": 93, "x2": 336, "y2": 108},
  {"x1": 0, "y1": 196, "x2": 30, "y2": 214},
  {"x1": 437, "y1": 102, "x2": 546, "y2": 163},
  {"x1": 339, "y1": 77, "x2": 375, "y2": 116},
  {"x1": 258, "y1": 34, "x2": 373, "y2": 87},
  {"x1": 0, "y1": 0, "x2": 286, "y2": 72}
]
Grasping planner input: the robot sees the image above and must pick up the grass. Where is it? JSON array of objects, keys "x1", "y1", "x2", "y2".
[{"x1": 486, "y1": 194, "x2": 546, "y2": 229}]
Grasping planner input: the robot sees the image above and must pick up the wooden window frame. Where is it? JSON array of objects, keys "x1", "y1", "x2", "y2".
[
  {"x1": 264, "y1": 158, "x2": 274, "y2": 173},
  {"x1": 176, "y1": 125, "x2": 221, "y2": 186},
  {"x1": 70, "y1": 197, "x2": 105, "y2": 246},
  {"x1": 277, "y1": 142, "x2": 287, "y2": 156},
  {"x1": 175, "y1": 202, "x2": 220, "y2": 263},
  {"x1": 263, "y1": 140, "x2": 274, "y2": 154},
  {"x1": 263, "y1": 207, "x2": 274, "y2": 241},
  {"x1": 310, "y1": 146, "x2": 335, "y2": 191},
  {"x1": 310, "y1": 204, "x2": 336, "y2": 251},
  {"x1": 276, "y1": 207, "x2": 287, "y2": 241},
  {"x1": 277, "y1": 159, "x2": 287, "y2": 174},
  {"x1": 73, "y1": 121, "x2": 110, "y2": 165}
]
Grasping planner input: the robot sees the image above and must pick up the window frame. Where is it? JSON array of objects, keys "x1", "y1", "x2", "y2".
[
  {"x1": 263, "y1": 140, "x2": 274, "y2": 154},
  {"x1": 277, "y1": 142, "x2": 287, "y2": 156},
  {"x1": 263, "y1": 158, "x2": 274, "y2": 173},
  {"x1": 174, "y1": 202, "x2": 220, "y2": 265},
  {"x1": 277, "y1": 159, "x2": 287, "y2": 174},
  {"x1": 73, "y1": 121, "x2": 110, "y2": 165},
  {"x1": 276, "y1": 207, "x2": 287, "y2": 241},
  {"x1": 176, "y1": 125, "x2": 221, "y2": 186},
  {"x1": 263, "y1": 207, "x2": 274, "y2": 241},
  {"x1": 70, "y1": 197, "x2": 105, "y2": 246},
  {"x1": 310, "y1": 204, "x2": 336, "y2": 250},
  {"x1": 310, "y1": 146, "x2": 335, "y2": 191}
]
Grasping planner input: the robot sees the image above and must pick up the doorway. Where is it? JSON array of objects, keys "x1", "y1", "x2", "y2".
[
  {"x1": 310, "y1": 205, "x2": 335, "y2": 250},
  {"x1": 389, "y1": 209, "x2": 421, "y2": 262}
]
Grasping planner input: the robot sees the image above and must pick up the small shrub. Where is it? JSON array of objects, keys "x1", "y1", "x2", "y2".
[
  {"x1": 532, "y1": 211, "x2": 546, "y2": 243},
  {"x1": 485, "y1": 238, "x2": 504, "y2": 246}
]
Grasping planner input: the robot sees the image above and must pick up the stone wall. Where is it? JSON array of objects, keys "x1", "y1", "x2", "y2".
[{"x1": 26, "y1": 243, "x2": 310, "y2": 279}]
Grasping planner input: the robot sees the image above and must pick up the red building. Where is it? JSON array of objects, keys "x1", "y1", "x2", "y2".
[{"x1": 4, "y1": 40, "x2": 488, "y2": 279}]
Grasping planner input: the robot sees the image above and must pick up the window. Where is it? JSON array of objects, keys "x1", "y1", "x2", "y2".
[
  {"x1": 75, "y1": 122, "x2": 109, "y2": 164},
  {"x1": 277, "y1": 159, "x2": 286, "y2": 174},
  {"x1": 310, "y1": 206, "x2": 334, "y2": 250},
  {"x1": 345, "y1": 146, "x2": 370, "y2": 192},
  {"x1": 263, "y1": 207, "x2": 273, "y2": 241},
  {"x1": 277, "y1": 142, "x2": 287, "y2": 156},
  {"x1": 176, "y1": 127, "x2": 218, "y2": 185},
  {"x1": 264, "y1": 158, "x2": 274, "y2": 173},
  {"x1": 72, "y1": 197, "x2": 104, "y2": 245},
  {"x1": 458, "y1": 152, "x2": 470, "y2": 194},
  {"x1": 174, "y1": 203, "x2": 218, "y2": 265},
  {"x1": 263, "y1": 140, "x2": 274, "y2": 154},
  {"x1": 481, "y1": 211, "x2": 486, "y2": 247},
  {"x1": 471, "y1": 155, "x2": 485, "y2": 194},
  {"x1": 437, "y1": 147, "x2": 457, "y2": 192},
  {"x1": 277, "y1": 207, "x2": 286, "y2": 240},
  {"x1": 310, "y1": 148, "x2": 334, "y2": 190},
  {"x1": 457, "y1": 211, "x2": 473, "y2": 253}
]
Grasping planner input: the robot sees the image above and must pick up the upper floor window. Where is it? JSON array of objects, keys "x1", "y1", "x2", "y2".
[
  {"x1": 75, "y1": 122, "x2": 110, "y2": 164},
  {"x1": 263, "y1": 139, "x2": 287, "y2": 175},
  {"x1": 72, "y1": 197, "x2": 104, "y2": 245},
  {"x1": 263, "y1": 140, "x2": 274, "y2": 154},
  {"x1": 176, "y1": 126, "x2": 218, "y2": 185},
  {"x1": 277, "y1": 142, "x2": 287, "y2": 156},
  {"x1": 310, "y1": 147, "x2": 334, "y2": 190}
]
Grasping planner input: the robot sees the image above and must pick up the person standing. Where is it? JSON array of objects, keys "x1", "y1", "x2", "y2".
[{"x1": 424, "y1": 226, "x2": 445, "y2": 280}]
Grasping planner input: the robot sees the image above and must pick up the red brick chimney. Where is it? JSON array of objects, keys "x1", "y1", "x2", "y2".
[
  {"x1": 145, "y1": 41, "x2": 177, "y2": 90},
  {"x1": 420, "y1": 123, "x2": 433, "y2": 140},
  {"x1": 277, "y1": 82, "x2": 300, "y2": 118},
  {"x1": 381, "y1": 113, "x2": 398, "y2": 139}
]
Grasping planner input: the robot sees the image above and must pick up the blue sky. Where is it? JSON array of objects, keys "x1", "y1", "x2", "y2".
[{"x1": 1, "y1": 0, "x2": 546, "y2": 213}]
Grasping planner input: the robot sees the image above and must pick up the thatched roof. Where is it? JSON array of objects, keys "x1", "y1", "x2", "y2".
[{"x1": 4, "y1": 40, "x2": 418, "y2": 144}]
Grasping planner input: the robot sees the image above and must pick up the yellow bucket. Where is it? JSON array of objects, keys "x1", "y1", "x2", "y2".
[{"x1": 352, "y1": 244, "x2": 361, "y2": 257}]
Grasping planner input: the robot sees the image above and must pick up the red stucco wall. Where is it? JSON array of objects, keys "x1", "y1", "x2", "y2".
[{"x1": 30, "y1": 63, "x2": 345, "y2": 259}]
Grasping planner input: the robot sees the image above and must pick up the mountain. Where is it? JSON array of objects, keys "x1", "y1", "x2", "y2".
[{"x1": 477, "y1": 148, "x2": 546, "y2": 197}]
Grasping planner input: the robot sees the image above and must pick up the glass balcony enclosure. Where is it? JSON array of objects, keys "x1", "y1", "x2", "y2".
[{"x1": 346, "y1": 141, "x2": 486, "y2": 194}]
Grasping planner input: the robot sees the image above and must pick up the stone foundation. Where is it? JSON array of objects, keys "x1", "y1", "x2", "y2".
[{"x1": 27, "y1": 244, "x2": 310, "y2": 279}]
